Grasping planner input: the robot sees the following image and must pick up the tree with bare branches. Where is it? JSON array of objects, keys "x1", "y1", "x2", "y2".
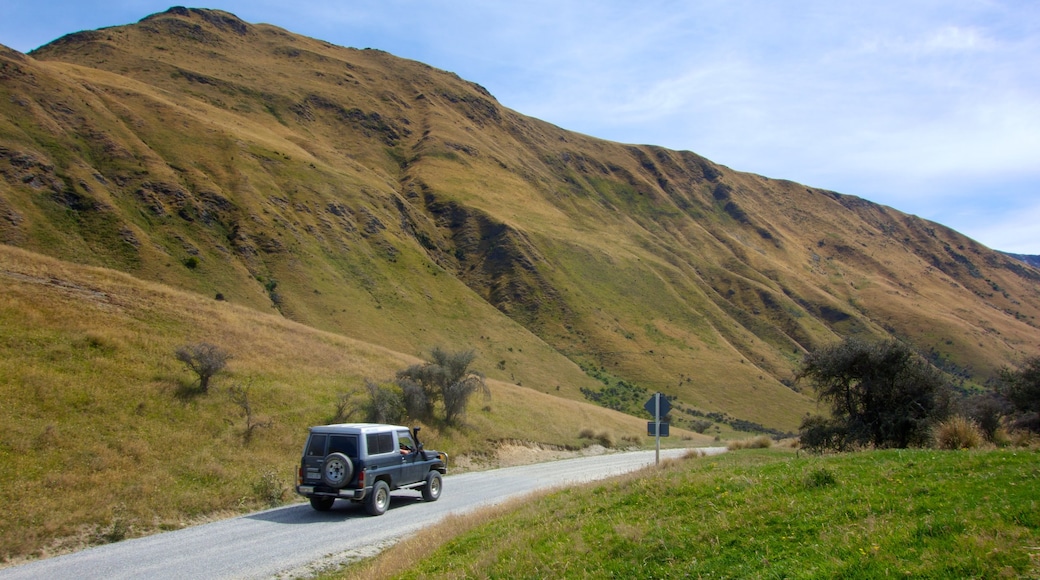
[{"x1": 175, "y1": 342, "x2": 231, "y2": 393}]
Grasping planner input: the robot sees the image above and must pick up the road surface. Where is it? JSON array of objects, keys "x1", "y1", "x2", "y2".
[{"x1": 0, "y1": 447, "x2": 723, "y2": 579}]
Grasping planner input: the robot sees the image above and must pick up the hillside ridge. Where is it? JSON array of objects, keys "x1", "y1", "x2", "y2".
[{"x1": 2, "y1": 7, "x2": 1039, "y2": 433}]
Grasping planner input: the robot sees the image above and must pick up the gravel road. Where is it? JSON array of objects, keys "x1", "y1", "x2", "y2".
[{"x1": 0, "y1": 447, "x2": 724, "y2": 579}]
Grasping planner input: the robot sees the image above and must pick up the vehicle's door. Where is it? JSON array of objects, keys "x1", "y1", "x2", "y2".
[{"x1": 395, "y1": 429, "x2": 426, "y2": 485}]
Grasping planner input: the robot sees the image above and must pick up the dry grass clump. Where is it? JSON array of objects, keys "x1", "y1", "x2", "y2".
[
  {"x1": 578, "y1": 427, "x2": 616, "y2": 448},
  {"x1": 726, "y1": 435, "x2": 773, "y2": 450},
  {"x1": 934, "y1": 416, "x2": 985, "y2": 450}
]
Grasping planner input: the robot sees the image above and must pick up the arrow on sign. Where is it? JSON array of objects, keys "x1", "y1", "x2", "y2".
[{"x1": 644, "y1": 393, "x2": 671, "y2": 418}]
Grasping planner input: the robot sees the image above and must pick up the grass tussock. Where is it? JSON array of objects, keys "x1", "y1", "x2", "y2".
[
  {"x1": 341, "y1": 448, "x2": 1040, "y2": 579},
  {"x1": 934, "y1": 416, "x2": 986, "y2": 450},
  {"x1": 726, "y1": 435, "x2": 773, "y2": 450},
  {"x1": 578, "y1": 427, "x2": 617, "y2": 448}
]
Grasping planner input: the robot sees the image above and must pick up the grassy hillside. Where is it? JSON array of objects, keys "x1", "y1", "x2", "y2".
[
  {"x1": 0, "y1": 8, "x2": 1034, "y2": 437},
  {"x1": 1, "y1": 6, "x2": 1039, "y2": 563},
  {"x1": 345, "y1": 447, "x2": 1040, "y2": 578},
  {"x1": 0, "y1": 244, "x2": 710, "y2": 561}
]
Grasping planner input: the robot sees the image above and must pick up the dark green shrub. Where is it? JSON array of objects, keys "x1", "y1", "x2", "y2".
[{"x1": 797, "y1": 338, "x2": 947, "y2": 449}]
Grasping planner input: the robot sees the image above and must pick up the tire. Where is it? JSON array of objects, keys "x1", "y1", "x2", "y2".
[
  {"x1": 365, "y1": 480, "x2": 390, "y2": 516},
  {"x1": 421, "y1": 471, "x2": 442, "y2": 502},
  {"x1": 321, "y1": 452, "x2": 353, "y2": 488},
  {"x1": 309, "y1": 496, "x2": 335, "y2": 511}
]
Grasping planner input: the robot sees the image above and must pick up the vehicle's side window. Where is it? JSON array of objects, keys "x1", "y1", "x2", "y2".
[
  {"x1": 329, "y1": 435, "x2": 357, "y2": 456},
  {"x1": 306, "y1": 434, "x2": 327, "y2": 457},
  {"x1": 396, "y1": 430, "x2": 415, "y2": 453},
  {"x1": 366, "y1": 432, "x2": 395, "y2": 455}
]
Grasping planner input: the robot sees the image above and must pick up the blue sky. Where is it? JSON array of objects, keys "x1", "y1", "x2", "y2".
[{"x1": 2, "y1": 1, "x2": 1038, "y2": 254}]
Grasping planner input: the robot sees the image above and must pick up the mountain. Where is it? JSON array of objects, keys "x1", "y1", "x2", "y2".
[
  {"x1": 3, "y1": 7, "x2": 1039, "y2": 436},
  {"x1": 1005, "y1": 252, "x2": 1040, "y2": 270}
]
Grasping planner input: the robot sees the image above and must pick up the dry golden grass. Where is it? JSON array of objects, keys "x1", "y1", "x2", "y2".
[
  {"x1": 0, "y1": 244, "x2": 709, "y2": 561},
  {"x1": 4, "y1": 7, "x2": 1040, "y2": 561},
  {"x1": 934, "y1": 416, "x2": 986, "y2": 450},
  {"x1": 6, "y1": 7, "x2": 1036, "y2": 446},
  {"x1": 726, "y1": 435, "x2": 774, "y2": 450}
]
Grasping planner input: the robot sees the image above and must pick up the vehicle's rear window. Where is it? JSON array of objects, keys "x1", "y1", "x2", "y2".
[
  {"x1": 366, "y1": 432, "x2": 394, "y2": 455},
  {"x1": 306, "y1": 434, "x2": 327, "y2": 457},
  {"x1": 329, "y1": 435, "x2": 358, "y2": 456}
]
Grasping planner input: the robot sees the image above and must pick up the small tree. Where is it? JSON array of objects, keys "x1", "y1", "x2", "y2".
[
  {"x1": 228, "y1": 384, "x2": 271, "y2": 444},
  {"x1": 363, "y1": 379, "x2": 406, "y2": 424},
  {"x1": 999, "y1": 355, "x2": 1040, "y2": 432},
  {"x1": 396, "y1": 347, "x2": 489, "y2": 425},
  {"x1": 175, "y1": 342, "x2": 231, "y2": 393},
  {"x1": 797, "y1": 338, "x2": 947, "y2": 449}
]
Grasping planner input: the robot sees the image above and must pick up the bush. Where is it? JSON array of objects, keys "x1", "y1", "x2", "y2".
[
  {"x1": 934, "y1": 416, "x2": 985, "y2": 450},
  {"x1": 175, "y1": 342, "x2": 231, "y2": 393},
  {"x1": 578, "y1": 428, "x2": 616, "y2": 448},
  {"x1": 253, "y1": 469, "x2": 288, "y2": 507},
  {"x1": 396, "y1": 347, "x2": 488, "y2": 425},
  {"x1": 798, "y1": 414, "x2": 848, "y2": 452},
  {"x1": 962, "y1": 392, "x2": 1008, "y2": 441},
  {"x1": 726, "y1": 436, "x2": 772, "y2": 450},
  {"x1": 797, "y1": 338, "x2": 947, "y2": 449},
  {"x1": 999, "y1": 356, "x2": 1040, "y2": 432},
  {"x1": 363, "y1": 380, "x2": 405, "y2": 424},
  {"x1": 803, "y1": 467, "x2": 837, "y2": 488}
]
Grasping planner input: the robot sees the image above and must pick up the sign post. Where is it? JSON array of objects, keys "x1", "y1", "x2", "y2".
[{"x1": 644, "y1": 392, "x2": 671, "y2": 465}]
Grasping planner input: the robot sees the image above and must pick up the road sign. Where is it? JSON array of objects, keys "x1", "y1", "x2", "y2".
[
  {"x1": 644, "y1": 393, "x2": 671, "y2": 418},
  {"x1": 647, "y1": 422, "x2": 670, "y2": 437},
  {"x1": 645, "y1": 392, "x2": 672, "y2": 465}
]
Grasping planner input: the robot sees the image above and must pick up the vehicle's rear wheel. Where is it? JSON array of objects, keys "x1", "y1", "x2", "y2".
[
  {"x1": 421, "y1": 471, "x2": 442, "y2": 502},
  {"x1": 321, "y1": 452, "x2": 353, "y2": 488},
  {"x1": 309, "y1": 496, "x2": 335, "y2": 511},
  {"x1": 365, "y1": 480, "x2": 390, "y2": 516}
]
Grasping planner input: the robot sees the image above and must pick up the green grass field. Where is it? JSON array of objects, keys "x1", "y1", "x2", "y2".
[{"x1": 344, "y1": 447, "x2": 1040, "y2": 579}]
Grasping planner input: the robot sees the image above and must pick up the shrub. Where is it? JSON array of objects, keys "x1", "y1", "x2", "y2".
[
  {"x1": 228, "y1": 384, "x2": 272, "y2": 444},
  {"x1": 175, "y1": 342, "x2": 231, "y2": 393},
  {"x1": 803, "y1": 467, "x2": 837, "y2": 489},
  {"x1": 934, "y1": 416, "x2": 985, "y2": 449},
  {"x1": 578, "y1": 428, "x2": 616, "y2": 448},
  {"x1": 797, "y1": 338, "x2": 947, "y2": 449},
  {"x1": 396, "y1": 347, "x2": 489, "y2": 425},
  {"x1": 363, "y1": 380, "x2": 406, "y2": 424},
  {"x1": 252, "y1": 469, "x2": 288, "y2": 507},
  {"x1": 726, "y1": 436, "x2": 772, "y2": 450},
  {"x1": 690, "y1": 419, "x2": 713, "y2": 434},
  {"x1": 999, "y1": 356, "x2": 1040, "y2": 432},
  {"x1": 595, "y1": 430, "x2": 616, "y2": 448},
  {"x1": 798, "y1": 414, "x2": 848, "y2": 452}
]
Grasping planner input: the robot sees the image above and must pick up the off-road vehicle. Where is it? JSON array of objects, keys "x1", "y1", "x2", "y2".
[{"x1": 295, "y1": 423, "x2": 447, "y2": 515}]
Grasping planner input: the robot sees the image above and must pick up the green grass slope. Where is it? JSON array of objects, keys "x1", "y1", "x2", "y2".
[{"x1": 354, "y1": 448, "x2": 1040, "y2": 579}]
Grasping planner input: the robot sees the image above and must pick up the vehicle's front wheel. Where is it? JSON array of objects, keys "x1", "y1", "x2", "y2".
[
  {"x1": 421, "y1": 471, "x2": 442, "y2": 502},
  {"x1": 309, "y1": 496, "x2": 335, "y2": 511},
  {"x1": 365, "y1": 480, "x2": 390, "y2": 516}
]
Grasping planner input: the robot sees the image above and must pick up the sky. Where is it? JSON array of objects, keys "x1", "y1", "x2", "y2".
[{"x1": 2, "y1": 1, "x2": 1038, "y2": 254}]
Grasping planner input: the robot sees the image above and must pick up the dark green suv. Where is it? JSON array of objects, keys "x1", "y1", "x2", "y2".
[{"x1": 295, "y1": 423, "x2": 447, "y2": 515}]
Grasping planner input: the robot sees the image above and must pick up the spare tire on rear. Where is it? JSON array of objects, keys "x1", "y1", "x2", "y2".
[{"x1": 321, "y1": 452, "x2": 353, "y2": 487}]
